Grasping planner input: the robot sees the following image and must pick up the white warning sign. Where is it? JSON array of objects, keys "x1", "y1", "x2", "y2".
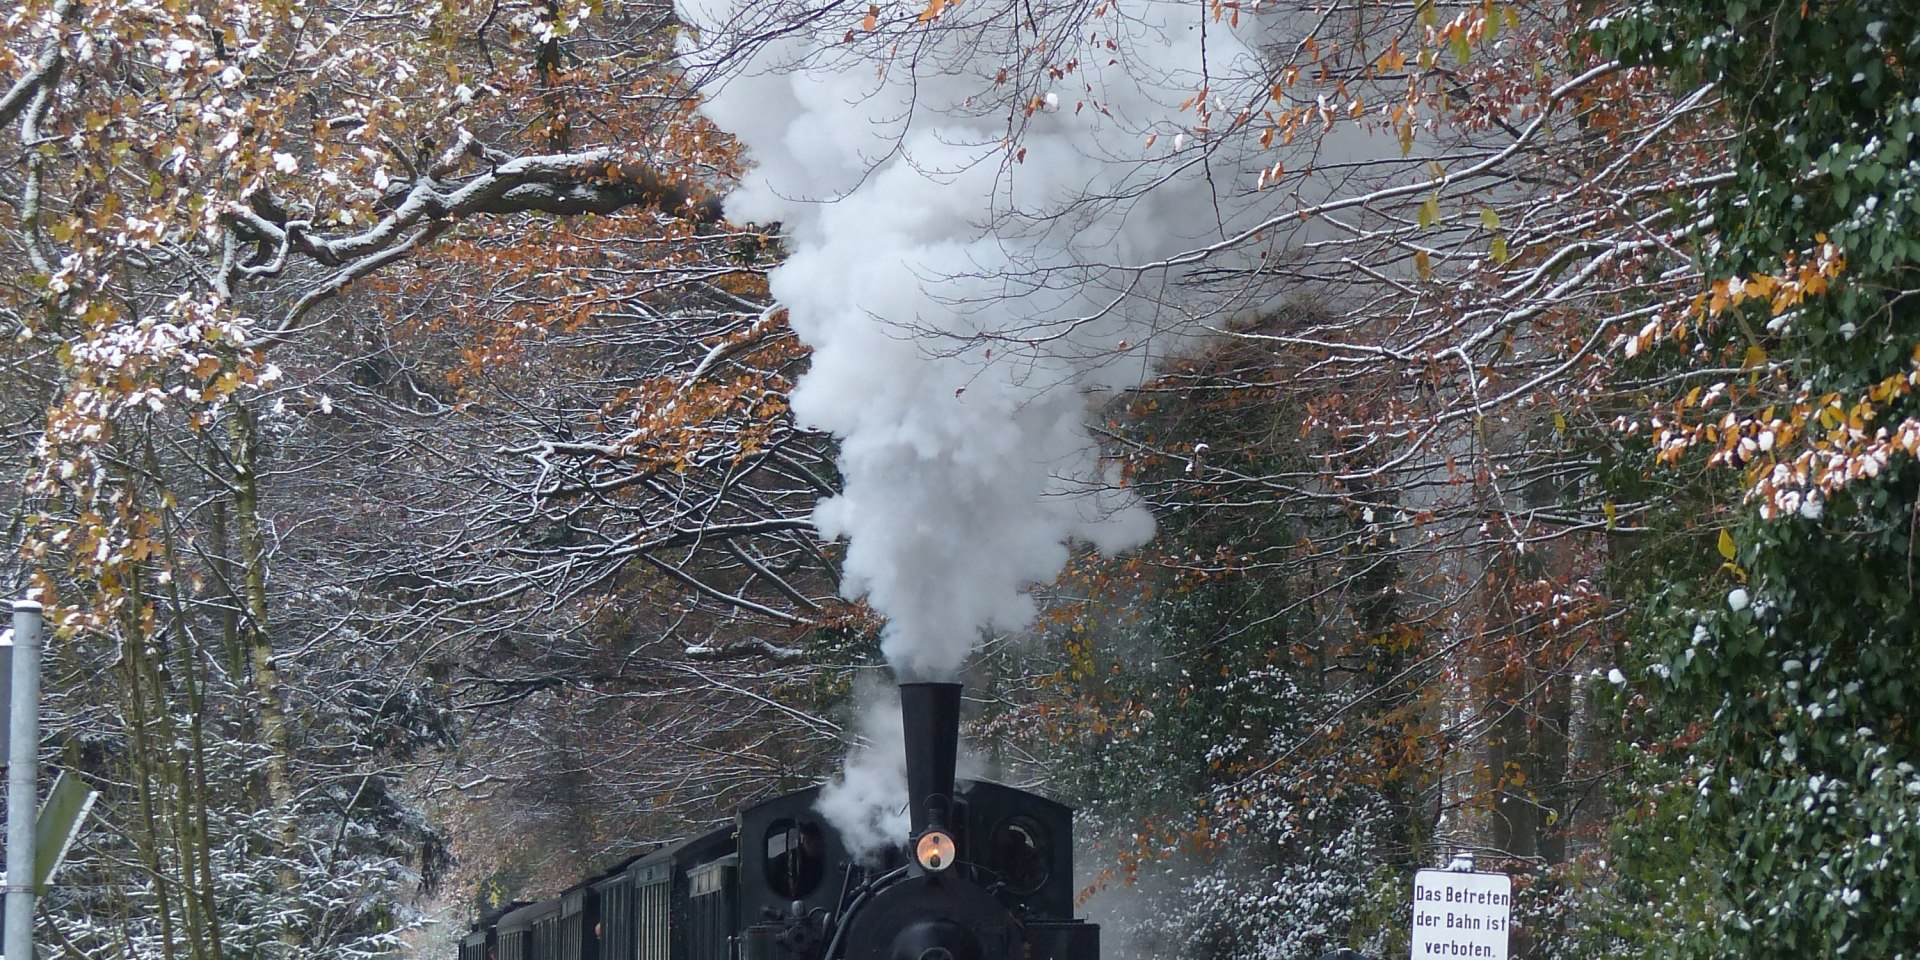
[{"x1": 1410, "y1": 869, "x2": 1512, "y2": 960}]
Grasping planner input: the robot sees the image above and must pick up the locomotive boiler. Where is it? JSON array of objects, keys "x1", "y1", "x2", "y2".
[{"x1": 459, "y1": 683, "x2": 1098, "y2": 960}]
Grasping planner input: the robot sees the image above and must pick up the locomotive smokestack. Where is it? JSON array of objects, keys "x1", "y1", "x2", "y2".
[{"x1": 898, "y1": 681, "x2": 961, "y2": 836}]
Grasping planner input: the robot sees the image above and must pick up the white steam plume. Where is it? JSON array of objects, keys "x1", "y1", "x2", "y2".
[
  {"x1": 813, "y1": 681, "x2": 912, "y2": 858},
  {"x1": 677, "y1": 0, "x2": 1276, "y2": 680},
  {"x1": 677, "y1": 0, "x2": 1284, "y2": 853}
]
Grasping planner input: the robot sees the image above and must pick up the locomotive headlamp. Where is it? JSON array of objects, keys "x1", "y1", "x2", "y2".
[{"x1": 914, "y1": 830, "x2": 957, "y2": 872}]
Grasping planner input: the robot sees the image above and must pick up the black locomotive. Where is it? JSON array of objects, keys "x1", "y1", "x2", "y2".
[{"x1": 459, "y1": 683, "x2": 1099, "y2": 960}]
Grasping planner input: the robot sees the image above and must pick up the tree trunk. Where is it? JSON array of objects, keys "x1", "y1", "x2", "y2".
[{"x1": 227, "y1": 405, "x2": 302, "y2": 933}]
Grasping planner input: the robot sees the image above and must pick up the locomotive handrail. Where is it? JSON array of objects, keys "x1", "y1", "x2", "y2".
[{"x1": 830, "y1": 862, "x2": 858, "y2": 927}]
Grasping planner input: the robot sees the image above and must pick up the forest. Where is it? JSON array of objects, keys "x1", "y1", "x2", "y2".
[{"x1": 1, "y1": 0, "x2": 1917, "y2": 958}]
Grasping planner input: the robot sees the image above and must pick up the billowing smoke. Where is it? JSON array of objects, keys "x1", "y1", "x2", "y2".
[
  {"x1": 675, "y1": 0, "x2": 1276, "y2": 850},
  {"x1": 812, "y1": 681, "x2": 913, "y2": 858}
]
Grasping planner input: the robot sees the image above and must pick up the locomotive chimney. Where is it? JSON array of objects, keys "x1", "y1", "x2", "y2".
[{"x1": 898, "y1": 681, "x2": 962, "y2": 836}]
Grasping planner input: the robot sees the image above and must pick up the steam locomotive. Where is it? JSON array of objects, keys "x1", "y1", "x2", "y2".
[{"x1": 458, "y1": 683, "x2": 1099, "y2": 960}]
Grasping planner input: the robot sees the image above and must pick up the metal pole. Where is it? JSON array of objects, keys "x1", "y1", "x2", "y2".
[
  {"x1": 0, "y1": 631, "x2": 13, "y2": 764},
  {"x1": 5, "y1": 600, "x2": 42, "y2": 960}
]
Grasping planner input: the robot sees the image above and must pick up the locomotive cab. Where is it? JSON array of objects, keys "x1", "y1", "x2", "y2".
[
  {"x1": 739, "y1": 787, "x2": 855, "y2": 960},
  {"x1": 739, "y1": 787, "x2": 853, "y2": 922}
]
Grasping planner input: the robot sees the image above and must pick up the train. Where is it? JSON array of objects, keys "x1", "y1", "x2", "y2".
[{"x1": 458, "y1": 682, "x2": 1099, "y2": 960}]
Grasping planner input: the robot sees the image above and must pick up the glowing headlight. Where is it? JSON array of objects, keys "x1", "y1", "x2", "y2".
[{"x1": 914, "y1": 830, "x2": 957, "y2": 872}]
